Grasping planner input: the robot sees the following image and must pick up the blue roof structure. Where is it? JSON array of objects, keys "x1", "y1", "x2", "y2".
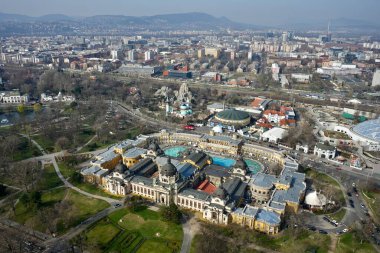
[
  {"x1": 177, "y1": 163, "x2": 197, "y2": 178},
  {"x1": 256, "y1": 209, "x2": 281, "y2": 225}
]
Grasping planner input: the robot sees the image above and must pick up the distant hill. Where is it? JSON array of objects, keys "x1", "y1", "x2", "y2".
[
  {"x1": 0, "y1": 11, "x2": 253, "y2": 27},
  {"x1": 279, "y1": 18, "x2": 380, "y2": 32},
  {"x1": 82, "y1": 12, "x2": 254, "y2": 29},
  {"x1": 0, "y1": 12, "x2": 262, "y2": 36},
  {"x1": 0, "y1": 12, "x2": 34, "y2": 22}
]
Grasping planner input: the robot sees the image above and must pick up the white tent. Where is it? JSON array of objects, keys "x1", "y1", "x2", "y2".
[{"x1": 305, "y1": 191, "x2": 327, "y2": 208}]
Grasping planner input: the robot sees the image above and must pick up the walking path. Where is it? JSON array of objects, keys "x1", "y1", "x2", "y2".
[
  {"x1": 180, "y1": 215, "x2": 200, "y2": 253},
  {"x1": 19, "y1": 133, "x2": 47, "y2": 155},
  {"x1": 51, "y1": 157, "x2": 121, "y2": 205},
  {"x1": 75, "y1": 135, "x2": 97, "y2": 152}
]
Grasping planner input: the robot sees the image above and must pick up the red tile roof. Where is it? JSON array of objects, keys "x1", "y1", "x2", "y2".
[
  {"x1": 196, "y1": 179, "x2": 217, "y2": 194},
  {"x1": 251, "y1": 98, "x2": 263, "y2": 108},
  {"x1": 263, "y1": 110, "x2": 285, "y2": 116}
]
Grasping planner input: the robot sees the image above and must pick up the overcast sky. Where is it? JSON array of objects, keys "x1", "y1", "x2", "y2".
[{"x1": 1, "y1": 0, "x2": 379, "y2": 26}]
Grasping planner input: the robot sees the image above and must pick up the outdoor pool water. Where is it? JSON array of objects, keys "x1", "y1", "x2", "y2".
[
  {"x1": 164, "y1": 146, "x2": 188, "y2": 158},
  {"x1": 245, "y1": 159, "x2": 264, "y2": 175},
  {"x1": 211, "y1": 156, "x2": 236, "y2": 168}
]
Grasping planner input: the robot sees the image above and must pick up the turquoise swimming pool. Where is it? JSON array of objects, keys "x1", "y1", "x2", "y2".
[
  {"x1": 245, "y1": 159, "x2": 264, "y2": 174},
  {"x1": 211, "y1": 156, "x2": 236, "y2": 168},
  {"x1": 164, "y1": 146, "x2": 188, "y2": 157}
]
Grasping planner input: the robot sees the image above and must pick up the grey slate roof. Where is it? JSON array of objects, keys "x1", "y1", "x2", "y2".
[
  {"x1": 179, "y1": 188, "x2": 211, "y2": 201},
  {"x1": 223, "y1": 177, "x2": 247, "y2": 202},
  {"x1": 250, "y1": 173, "x2": 276, "y2": 189},
  {"x1": 130, "y1": 176, "x2": 154, "y2": 186},
  {"x1": 203, "y1": 165, "x2": 231, "y2": 178}
]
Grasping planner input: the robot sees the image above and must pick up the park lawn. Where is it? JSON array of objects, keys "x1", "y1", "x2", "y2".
[
  {"x1": 63, "y1": 190, "x2": 109, "y2": 226},
  {"x1": 75, "y1": 128, "x2": 95, "y2": 145},
  {"x1": 57, "y1": 162, "x2": 122, "y2": 200},
  {"x1": 244, "y1": 227, "x2": 330, "y2": 253},
  {"x1": 190, "y1": 234, "x2": 202, "y2": 253},
  {"x1": 137, "y1": 239, "x2": 178, "y2": 253},
  {"x1": 74, "y1": 181, "x2": 122, "y2": 200},
  {"x1": 11, "y1": 188, "x2": 109, "y2": 234},
  {"x1": 85, "y1": 219, "x2": 121, "y2": 249},
  {"x1": 191, "y1": 227, "x2": 330, "y2": 253},
  {"x1": 306, "y1": 170, "x2": 340, "y2": 188},
  {"x1": 118, "y1": 209, "x2": 183, "y2": 242},
  {"x1": 81, "y1": 140, "x2": 114, "y2": 153},
  {"x1": 335, "y1": 232, "x2": 376, "y2": 253},
  {"x1": 362, "y1": 190, "x2": 380, "y2": 224},
  {"x1": 116, "y1": 208, "x2": 182, "y2": 252},
  {"x1": 32, "y1": 134, "x2": 55, "y2": 153},
  {"x1": 12, "y1": 137, "x2": 42, "y2": 161},
  {"x1": 329, "y1": 208, "x2": 346, "y2": 222},
  {"x1": 38, "y1": 164, "x2": 64, "y2": 191},
  {"x1": 272, "y1": 231, "x2": 331, "y2": 253},
  {"x1": 79, "y1": 207, "x2": 182, "y2": 253},
  {"x1": 108, "y1": 208, "x2": 130, "y2": 223},
  {"x1": 57, "y1": 162, "x2": 77, "y2": 179},
  {"x1": 12, "y1": 187, "x2": 66, "y2": 226}
]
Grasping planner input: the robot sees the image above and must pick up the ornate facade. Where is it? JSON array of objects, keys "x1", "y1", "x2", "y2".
[{"x1": 82, "y1": 131, "x2": 306, "y2": 235}]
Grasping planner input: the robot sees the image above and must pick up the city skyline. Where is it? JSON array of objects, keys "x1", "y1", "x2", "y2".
[{"x1": 1, "y1": 0, "x2": 379, "y2": 26}]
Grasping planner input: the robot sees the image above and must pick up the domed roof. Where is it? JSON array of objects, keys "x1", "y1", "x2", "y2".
[
  {"x1": 305, "y1": 191, "x2": 327, "y2": 207},
  {"x1": 180, "y1": 104, "x2": 189, "y2": 109},
  {"x1": 216, "y1": 109, "x2": 250, "y2": 121},
  {"x1": 213, "y1": 186, "x2": 227, "y2": 199},
  {"x1": 161, "y1": 159, "x2": 177, "y2": 177},
  {"x1": 234, "y1": 156, "x2": 247, "y2": 170},
  {"x1": 149, "y1": 142, "x2": 160, "y2": 151},
  {"x1": 212, "y1": 125, "x2": 223, "y2": 133},
  {"x1": 115, "y1": 162, "x2": 127, "y2": 174},
  {"x1": 148, "y1": 142, "x2": 163, "y2": 154},
  {"x1": 352, "y1": 118, "x2": 380, "y2": 142}
]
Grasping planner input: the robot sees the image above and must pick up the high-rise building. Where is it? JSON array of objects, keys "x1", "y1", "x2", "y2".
[
  {"x1": 128, "y1": 50, "x2": 136, "y2": 62},
  {"x1": 372, "y1": 69, "x2": 380, "y2": 86},
  {"x1": 248, "y1": 51, "x2": 253, "y2": 61},
  {"x1": 111, "y1": 50, "x2": 122, "y2": 60},
  {"x1": 145, "y1": 50, "x2": 154, "y2": 61},
  {"x1": 198, "y1": 48, "x2": 205, "y2": 58},
  {"x1": 282, "y1": 32, "x2": 288, "y2": 43}
]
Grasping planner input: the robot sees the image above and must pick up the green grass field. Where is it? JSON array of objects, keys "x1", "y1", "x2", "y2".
[
  {"x1": 191, "y1": 224, "x2": 331, "y2": 253},
  {"x1": 306, "y1": 170, "x2": 340, "y2": 188},
  {"x1": 362, "y1": 190, "x2": 380, "y2": 224},
  {"x1": 38, "y1": 164, "x2": 64, "y2": 191},
  {"x1": 335, "y1": 232, "x2": 376, "y2": 253},
  {"x1": 57, "y1": 162, "x2": 122, "y2": 200},
  {"x1": 11, "y1": 188, "x2": 109, "y2": 234},
  {"x1": 328, "y1": 208, "x2": 347, "y2": 222},
  {"x1": 80, "y1": 207, "x2": 183, "y2": 253},
  {"x1": 12, "y1": 137, "x2": 42, "y2": 161}
]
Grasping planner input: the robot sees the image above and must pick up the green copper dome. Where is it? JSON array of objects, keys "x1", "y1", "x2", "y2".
[{"x1": 216, "y1": 109, "x2": 250, "y2": 121}]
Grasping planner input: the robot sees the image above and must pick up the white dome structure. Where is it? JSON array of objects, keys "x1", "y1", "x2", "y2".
[
  {"x1": 212, "y1": 125, "x2": 223, "y2": 134},
  {"x1": 352, "y1": 118, "x2": 380, "y2": 143},
  {"x1": 305, "y1": 191, "x2": 327, "y2": 208}
]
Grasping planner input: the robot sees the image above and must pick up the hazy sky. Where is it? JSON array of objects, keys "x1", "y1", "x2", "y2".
[{"x1": 1, "y1": 0, "x2": 379, "y2": 26}]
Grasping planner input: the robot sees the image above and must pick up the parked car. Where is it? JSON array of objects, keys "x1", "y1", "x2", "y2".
[{"x1": 183, "y1": 124, "x2": 195, "y2": 130}]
